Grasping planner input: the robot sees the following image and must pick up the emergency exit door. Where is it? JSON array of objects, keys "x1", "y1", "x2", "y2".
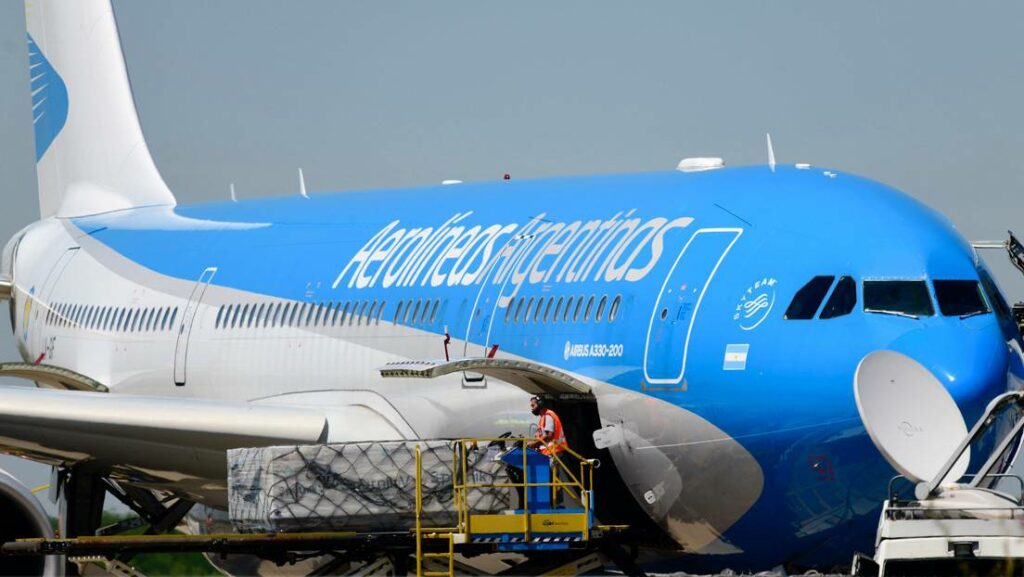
[
  {"x1": 643, "y1": 228, "x2": 742, "y2": 385},
  {"x1": 173, "y1": 267, "x2": 217, "y2": 386}
]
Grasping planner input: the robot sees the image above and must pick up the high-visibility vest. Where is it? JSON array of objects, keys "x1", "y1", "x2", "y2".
[{"x1": 536, "y1": 409, "x2": 568, "y2": 456}]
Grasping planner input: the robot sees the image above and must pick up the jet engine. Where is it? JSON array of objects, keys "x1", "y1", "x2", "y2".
[{"x1": 0, "y1": 467, "x2": 59, "y2": 577}]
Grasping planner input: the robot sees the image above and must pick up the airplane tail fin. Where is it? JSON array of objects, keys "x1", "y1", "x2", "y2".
[{"x1": 24, "y1": 0, "x2": 176, "y2": 218}]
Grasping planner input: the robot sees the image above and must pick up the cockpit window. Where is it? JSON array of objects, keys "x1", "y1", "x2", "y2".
[
  {"x1": 820, "y1": 276, "x2": 857, "y2": 319},
  {"x1": 933, "y1": 280, "x2": 990, "y2": 317},
  {"x1": 784, "y1": 276, "x2": 834, "y2": 320},
  {"x1": 863, "y1": 280, "x2": 934, "y2": 318},
  {"x1": 979, "y1": 269, "x2": 1012, "y2": 320}
]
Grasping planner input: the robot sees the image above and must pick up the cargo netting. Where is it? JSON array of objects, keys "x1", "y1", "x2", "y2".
[{"x1": 228, "y1": 440, "x2": 512, "y2": 533}]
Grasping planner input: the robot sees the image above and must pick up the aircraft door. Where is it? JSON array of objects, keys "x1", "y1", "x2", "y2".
[
  {"x1": 29, "y1": 247, "x2": 78, "y2": 358},
  {"x1": 643, "y1": 228, "x2": 742, "y2": 385},
  {"x1": 173, "y1": 267, "x2": 217, "y2": 386}
]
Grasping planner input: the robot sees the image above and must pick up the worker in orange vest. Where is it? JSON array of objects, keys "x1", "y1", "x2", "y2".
[{"x1": 527, "y1": 396, "x2": 568, "y2": 456}]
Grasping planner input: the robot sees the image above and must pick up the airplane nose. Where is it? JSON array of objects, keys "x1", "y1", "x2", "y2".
[{"x1": 888, "y1": 325, "x2": 1011, "y2": 423}]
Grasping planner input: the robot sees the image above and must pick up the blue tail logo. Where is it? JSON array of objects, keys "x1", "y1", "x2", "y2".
[{"x1": 27, "y1": 34, "x2": 68, "y2": 162}]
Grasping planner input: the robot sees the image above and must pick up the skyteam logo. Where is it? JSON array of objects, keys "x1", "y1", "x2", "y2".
[{"x1": 733, "y1": 277, "x2": 777, "y2": 331}]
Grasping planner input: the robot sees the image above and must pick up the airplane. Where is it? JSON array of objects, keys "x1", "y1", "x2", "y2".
[{"x1": 0, "y1": 0, "x2": 1021, "y2": 574}]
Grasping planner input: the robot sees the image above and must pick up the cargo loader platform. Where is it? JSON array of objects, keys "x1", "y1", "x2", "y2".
[{"x1": 1, "y1": 437, "x2": 642, "y2": 577}]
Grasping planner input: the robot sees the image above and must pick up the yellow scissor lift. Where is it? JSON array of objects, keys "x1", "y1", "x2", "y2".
[{"x1": 414, "y1": 438, "x2": 606, "y2": 577}]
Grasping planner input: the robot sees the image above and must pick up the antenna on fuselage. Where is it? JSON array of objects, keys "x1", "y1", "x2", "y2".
[
  {"x1": 766, "y1": 133, "x2": 776, "y2": 172},
  {"x1": 299, "y1": 168, "x2": 308, "y2": 198},
  {"x1": 230, "y1": 183, "x2": 237, "y2": 202}
]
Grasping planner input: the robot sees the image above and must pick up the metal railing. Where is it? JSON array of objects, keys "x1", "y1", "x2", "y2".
[{"x1": 413, "y1": 437, "x2": 596, "y2": 575}]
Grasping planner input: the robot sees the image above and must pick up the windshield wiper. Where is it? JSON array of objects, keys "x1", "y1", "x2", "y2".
[
  {"x1": 960, "y1": 309, "x2": 989, "y2": 320},
  {"x1": 865, "y1": 309, "x2": 919, "y2": 319}
]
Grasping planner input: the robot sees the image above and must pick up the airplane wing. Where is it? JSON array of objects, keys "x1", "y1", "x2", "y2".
[{"x1": 0, "y1": 386, "x2": 329, "y2": 505}]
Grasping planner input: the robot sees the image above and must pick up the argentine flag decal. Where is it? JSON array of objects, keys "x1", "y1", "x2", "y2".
[
  {"x1": 27, "y1": 33, "x2": 68, "y2": 162},
  {"x1": 723, "y1": 343, "x2": 749, "y2": 371}
]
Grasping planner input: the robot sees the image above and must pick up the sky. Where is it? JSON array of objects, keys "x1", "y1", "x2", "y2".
[{"x1": 1, "y1": 1, "x2": 1024, "y2": 513}]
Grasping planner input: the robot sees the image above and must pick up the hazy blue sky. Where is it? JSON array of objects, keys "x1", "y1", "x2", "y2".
[{"x1": 1, "y1": 1, "x2": 1024, "y2": 512}]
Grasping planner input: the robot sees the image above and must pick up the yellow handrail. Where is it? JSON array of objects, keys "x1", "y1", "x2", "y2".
[
  {"x1": 414, "y1": 437, "x2": 595, "y2": 558},
  {"x1": 451, "y1": 437, "x2": 594, "y2": 543},
  {"x1": 415, "y1": 445, "x2": 423, "y2": 577}
]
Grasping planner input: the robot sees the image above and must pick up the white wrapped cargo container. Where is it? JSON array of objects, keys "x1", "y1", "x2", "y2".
[{"x1": 228, "y1": 440, "x2": 512, "y2": 533}]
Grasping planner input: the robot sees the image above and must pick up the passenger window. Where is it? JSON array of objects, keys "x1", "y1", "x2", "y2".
[
  {"x1": 215, "y1": 305, "x2": 225, "y2": 328},
  {"x1": 596, "y1": 295, "x2": 607, "y2": 322},
  {"x1": 312, "y1": 302, "x2": 323, "y2": 326},
  {"x1": 155, "y1": 308, "x2": 165, "y2": 331},
  {"x1": 429, "y1": 299, "x2": 440, "y2": 324},
  {"x1": 230, "y1": 304, "x2": 241, "y2": 328},
  {"x1": 168, "y1": 307, "x2": 178, "y2": 328},
  {"x1": 142, "y1": 309, "x2": 152, "y2": 331},
  {"x1": 573, "y1": 296, "x2": 584, "y2": 323},
  {"x1": 609, "y1": 295, "x2": 622, "y2": 322},
  {"x1": 543, "y1": 297, "x2": 554, "y2": 323},
  {"x1": 406, "y1": 300, "x2": 416, "y2": 325},
  {"x1": 399, "y1": 300, "x2": 411, "y2": 325},
  {"x1": 393, "y1": 301, "x2": 404, "y2": 324},
  {"x1": 378, "y1": 300, "x2": 387, "y2": 325},
  {"x1": 934, "y1": 280, "x2": 990, "y2": 317},
  {"x1": 320, "y1": 301, "x2": 331, "y2": 326},
  {"x1": 584, "y1": 296, "x2": 595, "y2": 322},
  {"x1": 417, "y1": 299, "x2": 429, "y2": 325},
  {"x1": 366, "y1": 301, "x2": 377, "y2": 324},
  {"x1": 514, "y1": 297, "x2": 525, "y2": 323},
  {"x1": 304, "y1": 303, "x2": 316, "y2": 326},
  {"x1": 523, "y1": 297, "x2": 534, "y2": 324},
  {"x1": 553, "y1": 297, "x2": 564, "y2": 323},
  {"x1": 863, "y1": 280, "x2": 934, "y2": 318},
  {"x1": 564, "y1": 296, "x2": 574, "y2": 323},
  {"x1": 820, "y1": 276, "x2": 857, "y2": 319},
  {"x1": 784, "y1": 276, "x2": 835, "y2": 320},
  {"x1": 357, "y1": 301, "x2": 368, "y2": 325},
  {"x1": 504, "y1": 300, "x2": 514, "y2": 324}
]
